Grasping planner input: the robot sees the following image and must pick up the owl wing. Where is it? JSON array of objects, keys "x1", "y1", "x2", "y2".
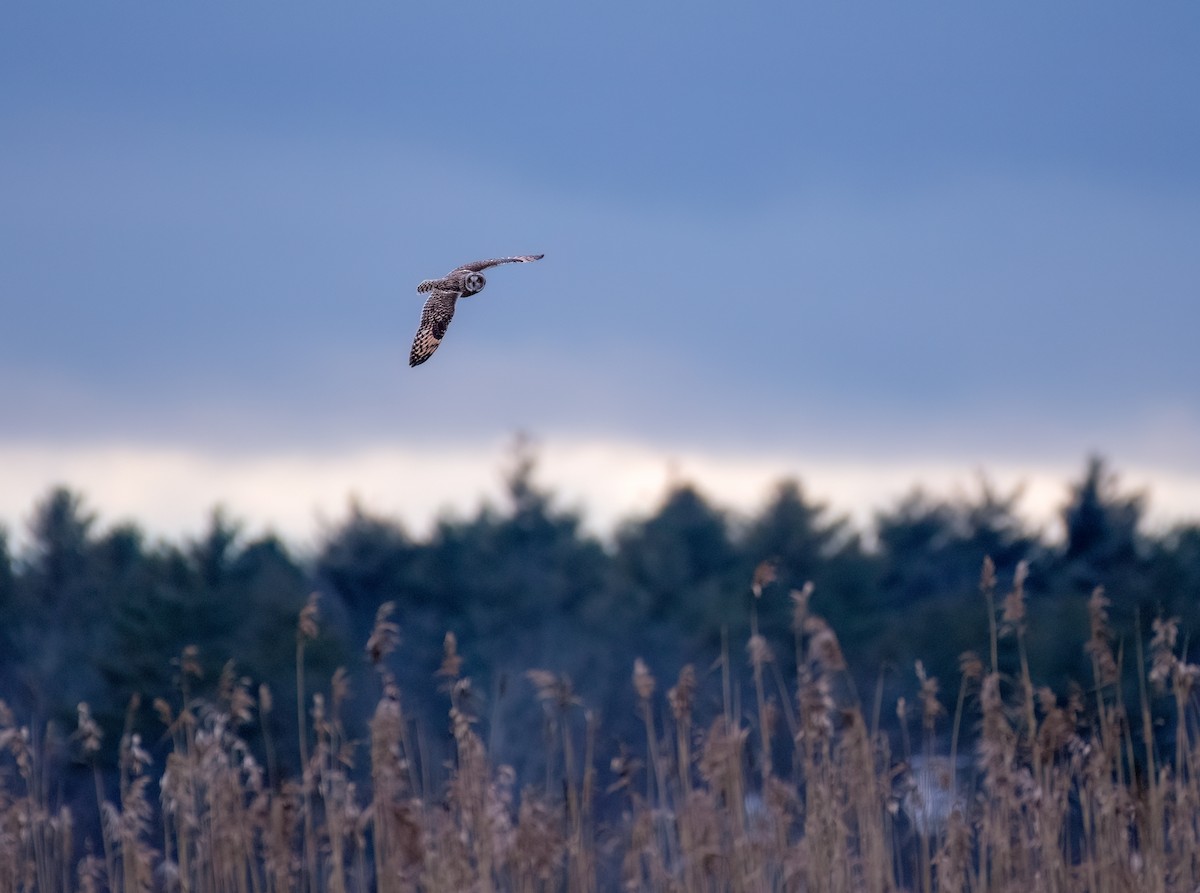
[
  {"x1": 409, "y1": 289, "x2": 459, "y2": 367},
  {"x1": 451, "y1": 254, "x2": 544, "y2": 274},
  {"x1": 416, "y1": 277, "x2": 452, "y2": 294}
]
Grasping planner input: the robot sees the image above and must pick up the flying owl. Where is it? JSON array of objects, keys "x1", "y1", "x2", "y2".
[{"x1": 408, "y1": 254, "x2": 544, "y2": 366}]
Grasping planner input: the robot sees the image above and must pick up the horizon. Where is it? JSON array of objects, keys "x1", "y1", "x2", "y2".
[{"x1": 2, "y1": 437, "x2": 1195, "y2": 554}]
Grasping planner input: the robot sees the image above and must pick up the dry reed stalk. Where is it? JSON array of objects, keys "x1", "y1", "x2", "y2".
[
  {"x1": 74, "y1": 703, "x2": 114, "y2": 892},
  {"x1": 365, "y1": 601, "x2": 420, "y2": 893},
  {"x1": 980, "y1": 556, "x2": 999, "y2": 675},
  {"x1": 112, "y1": 722, "x2": 157, "y2": 893},
  {"x1": 631, "y1": 657, "x2": 679, "y2": 884},
  {"x1": 0, "y1": 706, "x2": 78, "y2": 893},
  {"x1": 667, "y1": 664, "x2": 702, "y2": 892},
  {"x1": 13, "y1": 571, "x2": 1200, "y2": 892},
  {"x1": 526, "y1": 668, "x2": 593, "y2": 891},
  {"x1": 294, "y1": 594, "x2": 320, "y2": 893}
]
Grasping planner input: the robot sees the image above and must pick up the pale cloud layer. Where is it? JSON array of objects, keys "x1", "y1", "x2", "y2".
[{"x1": 3, "y1": 439, "x2": 1197, "y2": 552}]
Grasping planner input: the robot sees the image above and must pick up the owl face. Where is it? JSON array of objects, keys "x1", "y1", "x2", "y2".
[{"x1": 462, "y1": 272, "x2": 486, "y2": 294}]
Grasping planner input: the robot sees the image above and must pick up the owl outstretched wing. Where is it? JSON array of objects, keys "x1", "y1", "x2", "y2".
[
  {"x1": 451, "y1": 254, "x2": 544, "y2": 274},
  {"x1": 409, "y1": 289, "x2": 459, "y2": 367}
]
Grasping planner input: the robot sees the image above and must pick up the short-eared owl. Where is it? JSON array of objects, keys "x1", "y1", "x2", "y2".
[{"x1": 409, "y1": 254, "x2": 544, "y2": 366}]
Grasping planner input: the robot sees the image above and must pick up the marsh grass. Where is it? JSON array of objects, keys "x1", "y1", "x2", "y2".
[{"x1": 3, "y1": 562, "x2": 1200, "y2": 892}]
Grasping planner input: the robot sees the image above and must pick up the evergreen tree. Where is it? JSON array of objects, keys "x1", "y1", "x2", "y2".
[
  {"x1": 24, "y1": 487, "x2": 95, "y2": 615},
  {"x1": 1146, "y1": 524, "x2": 1200, "y2": 629},
  {"x1": 869, "y1": 479, "x2": 1039, "y2": 695},
  {"x1": 875, "y1": 478, "x2": 1036, "y2": 609},
  {"x1": 740, "y1": 478, "x2": 876, "y2": 641},
  {"x1": 874, "y1": 489, "x2": 962, "y2": 609},
  {"x1": 316, "y1": 499, "x2": 418, "y2": 625},
  {"x1": 228, "y1": 532, "x2": 323, "y2": 686},
  {"x1": 614, "y1": 482, "x2": 738, "y2": 639},
  {"x1": 0, "y1": 525, "x2": 16, "y2": 698},
  {"x1": 12, "y1": 487, "x2": 108, "y2": 722},
  {"x1": 1059, "y1": 456, "x2": 1146, "y2": 593},
  {"x1": 416, "y1": 440, "x2": 612, "y2": 654},
  {"x1": 0, "y1": 526, "x2": 13, "y2": 622}
]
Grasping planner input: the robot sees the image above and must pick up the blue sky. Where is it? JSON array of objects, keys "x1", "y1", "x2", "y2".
[{"x1": 2, "y1": 2, "x2": 1198, "y2": 541}]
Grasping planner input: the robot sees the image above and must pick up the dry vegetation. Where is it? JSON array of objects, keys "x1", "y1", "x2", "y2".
[{"x1": 3, "y1": 561, "x2": 1200, "y2": 892}]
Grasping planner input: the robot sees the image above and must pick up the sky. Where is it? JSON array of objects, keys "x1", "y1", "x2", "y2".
[{"x1": 2, "y1": 1, "x2": 1198, "y2": 547}]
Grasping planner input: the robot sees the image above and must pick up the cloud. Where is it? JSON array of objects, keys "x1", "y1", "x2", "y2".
[{"x1": 2, "y1": 438, "x2": 1197, "y2": 554}]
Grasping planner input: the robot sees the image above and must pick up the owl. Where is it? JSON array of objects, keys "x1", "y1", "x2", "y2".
[{"x1": 408, "y1": 254, "x2": 544, "y2": 366}]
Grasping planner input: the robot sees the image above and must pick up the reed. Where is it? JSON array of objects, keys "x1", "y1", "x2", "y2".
[{"x1": 2, "y1": 560, "x2": 1199, "y2": 891}]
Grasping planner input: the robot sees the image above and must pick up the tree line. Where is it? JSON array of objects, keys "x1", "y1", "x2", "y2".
[{"x1": 1, "y1": 449, "x2": 1198, "y2": 794}]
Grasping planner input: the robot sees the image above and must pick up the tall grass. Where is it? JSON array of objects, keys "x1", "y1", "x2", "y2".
[{"x1": 2, "y1": 561, "x2": 1200, "y2": 891}]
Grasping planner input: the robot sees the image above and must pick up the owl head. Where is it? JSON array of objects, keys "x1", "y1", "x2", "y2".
[{"x1": 462, "y1": 272, "x2": 486, "y2": 294}]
